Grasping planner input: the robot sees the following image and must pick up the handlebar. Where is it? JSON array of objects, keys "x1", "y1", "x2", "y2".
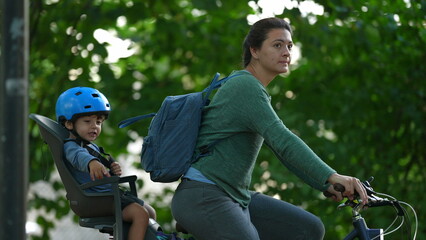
[
  {"x1": 323, "y1": 176, "x2": 375, "y2": 199},
  {"x1": 323, "y1": 176, "x2": 404, "y2": 216},
  {"x1": 324, "y1": 176, "x2": 417, "y2": 239}
]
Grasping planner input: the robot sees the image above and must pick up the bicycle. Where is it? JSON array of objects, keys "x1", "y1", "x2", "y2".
[{"x1": 324, "y1": 176, "x2": 418, "y2": 240}]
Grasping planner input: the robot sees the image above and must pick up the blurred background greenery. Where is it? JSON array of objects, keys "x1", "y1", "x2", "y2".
[{"x1": 27, "y1": 0, "x2": 424, "y2": 239}]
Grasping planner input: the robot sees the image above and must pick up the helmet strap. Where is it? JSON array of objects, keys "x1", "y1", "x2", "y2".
[
  {"x1": 70, "y1": 129, "x2": 92, "y2": 146},
  {"x1": 64, "y1": 120, "x2": 89, "y2": 145}
]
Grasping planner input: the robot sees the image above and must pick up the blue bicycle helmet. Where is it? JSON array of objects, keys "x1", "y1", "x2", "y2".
[{"x1": 56, "y1": 87, "x2": 111, "y2": 123}]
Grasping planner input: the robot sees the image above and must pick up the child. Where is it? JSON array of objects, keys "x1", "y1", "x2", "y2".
[{"x1": 56, "y1": 87, "x2": 182, "y2": 240}]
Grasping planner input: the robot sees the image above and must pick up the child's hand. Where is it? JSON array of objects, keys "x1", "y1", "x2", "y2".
[
  {"x1": 110, "y1": 162, "x2": 122, "y2": 176},
  {"x1": 89, "y1": 160, "x2": 110, "y2": 180}
]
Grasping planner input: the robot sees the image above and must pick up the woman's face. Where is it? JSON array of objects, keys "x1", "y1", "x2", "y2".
[{"x1": 251, "y1": 28, "x2": 293, "y2": 75}]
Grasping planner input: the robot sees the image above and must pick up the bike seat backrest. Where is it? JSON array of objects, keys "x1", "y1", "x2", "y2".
[{"x1": 30, "y1": 114, "x2": 115, "y2": 217}]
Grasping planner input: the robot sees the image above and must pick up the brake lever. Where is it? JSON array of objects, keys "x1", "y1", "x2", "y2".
[
  {"x1": 337, "y1": 200, "x2": 358, "y2": 210},
  {"x1": 361, "y1": 176, "x2": 376, "y2": 196}
]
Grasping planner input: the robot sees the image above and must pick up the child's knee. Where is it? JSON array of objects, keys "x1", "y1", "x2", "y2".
[
  {"x1": 144, "y1": 203, "x2": 157, "y2": 219},
  {"x1": 123, "y1": 203, "x2": 149, "y2": 223}
]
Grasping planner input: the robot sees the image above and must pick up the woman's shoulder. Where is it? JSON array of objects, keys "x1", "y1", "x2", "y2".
[
  {"x1": 225, "y1": 70, "x2": 263, "y2": 89},
  {"x1": 226, "y1": 71, "x2": 268, "y2": 98}
]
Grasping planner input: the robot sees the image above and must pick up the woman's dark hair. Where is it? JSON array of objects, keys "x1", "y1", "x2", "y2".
[{"x1": 242, "y1": 17, "x2": 293, "y2": 67}]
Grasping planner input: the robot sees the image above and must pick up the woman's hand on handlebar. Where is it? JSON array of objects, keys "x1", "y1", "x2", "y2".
[{"x1": 326, "y1": 173, "x2": 368, "y2": 204}]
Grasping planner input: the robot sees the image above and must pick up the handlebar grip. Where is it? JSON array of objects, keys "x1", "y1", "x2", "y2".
[
  {"x1": 323, "y1": 183, "x2": 346, "y2": 198},
  {"x1": 334, "y1": 183, "x2": 345, "y2": 192}
]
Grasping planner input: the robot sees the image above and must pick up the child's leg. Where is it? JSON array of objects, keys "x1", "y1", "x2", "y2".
[
  {"x1": 122, "y1": 202, "x2": 149, "y2": 240},
  {"x1": 144, "y1": 203, "x2": 157, "y2": 220}
]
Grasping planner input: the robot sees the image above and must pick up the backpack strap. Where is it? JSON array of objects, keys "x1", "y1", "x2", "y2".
[
  {"x1": 195, "y1": 73, "x2": 243, "y2": 159},
  {"x1": 195, "y1": 139, "x2": 222, "y2": 161},
  {"x1": 202, "y1": 72, "x2": 242, "y2": 105},
  {"x1": 118, "y1": 113, "x2": 156, "y2": 128}
]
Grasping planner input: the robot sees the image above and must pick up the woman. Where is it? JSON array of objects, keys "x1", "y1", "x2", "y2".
[{"x1": 171, "y1": 17, "x2": 367, "y2": 240}]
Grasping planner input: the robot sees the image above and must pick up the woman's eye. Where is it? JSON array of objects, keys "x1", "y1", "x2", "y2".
[
  {"x1": 274, "y1": 43, "x2": 282, "y2": 48},
  {"x1": 288, "y1": 44, "x2": 293, "y2": 50}
]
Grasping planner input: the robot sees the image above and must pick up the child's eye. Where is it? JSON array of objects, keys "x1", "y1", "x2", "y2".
[
  {"x1": 288, "y1": 44, "x2": 293, "y2": 50},
  {"x1": 274, "y1": 43, "x2": 282, "y2": 48}
]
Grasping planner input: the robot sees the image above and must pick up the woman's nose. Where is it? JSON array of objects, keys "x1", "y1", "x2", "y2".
[{"x1": 282, "y1": 47, "x2": 291, "y2": 56}]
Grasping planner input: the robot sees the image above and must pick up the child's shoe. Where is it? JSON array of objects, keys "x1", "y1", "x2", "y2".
[{"x1": 156, "y1": 231, "x2": 185, "y2": 240}]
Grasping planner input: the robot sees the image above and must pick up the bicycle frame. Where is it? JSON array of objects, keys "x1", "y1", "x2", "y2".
[
  {"x1": 341, "y1": 201, "x2": 383, "y2": 240},
  {"x1": 344, "y1": 215, "x2": 383, "y2": 240}
]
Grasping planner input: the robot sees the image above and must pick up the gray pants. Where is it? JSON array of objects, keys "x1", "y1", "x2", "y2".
[{"x1": 171, "y1": 179, "x2": 325, "y2": 240}]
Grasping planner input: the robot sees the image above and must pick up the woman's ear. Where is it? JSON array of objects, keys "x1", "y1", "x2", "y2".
[{"x1": 250, "y1": 47, "x2": 259, "y2": 60}]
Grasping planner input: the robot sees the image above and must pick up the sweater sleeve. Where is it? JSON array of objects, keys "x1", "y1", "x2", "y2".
[
  {"x1": 64, "y1": 140, "x2": 97, "y2": 172},
  {"x1": 263, "y1": 123, "x2": 336, "y2": 191},
  {"x1": 229, "y1": 74, "x2": 336, "y2": 191}
]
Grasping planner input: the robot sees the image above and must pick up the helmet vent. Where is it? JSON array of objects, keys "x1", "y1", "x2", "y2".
[
  {"x1": 92, "y1": 93, "x2": 99, "y2": 97},
  {"x1": 84, "y1": 105, "x2": 92, "y2": 109},
  {"x1": 75, "y1": 91, "x2": 82, "y2": 96}
]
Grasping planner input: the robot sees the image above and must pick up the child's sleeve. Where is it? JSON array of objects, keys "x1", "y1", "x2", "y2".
[{"x1": 64, "y1": 140, "x2": 98, "y2": 172}]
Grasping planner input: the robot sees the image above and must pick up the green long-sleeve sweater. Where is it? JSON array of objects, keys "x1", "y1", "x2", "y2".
[{"x1": 192, "y1": 70, "x2": 336, "y2": 208}]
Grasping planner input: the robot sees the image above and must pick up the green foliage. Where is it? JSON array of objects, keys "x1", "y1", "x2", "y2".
[{"x1": 29, "y1": 0, "x2": 424, "y2": 239}]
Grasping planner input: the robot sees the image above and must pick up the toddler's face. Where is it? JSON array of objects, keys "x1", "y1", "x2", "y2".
[{"x1": 68, "y1": 115, "x2": 105, "y2": 141}]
